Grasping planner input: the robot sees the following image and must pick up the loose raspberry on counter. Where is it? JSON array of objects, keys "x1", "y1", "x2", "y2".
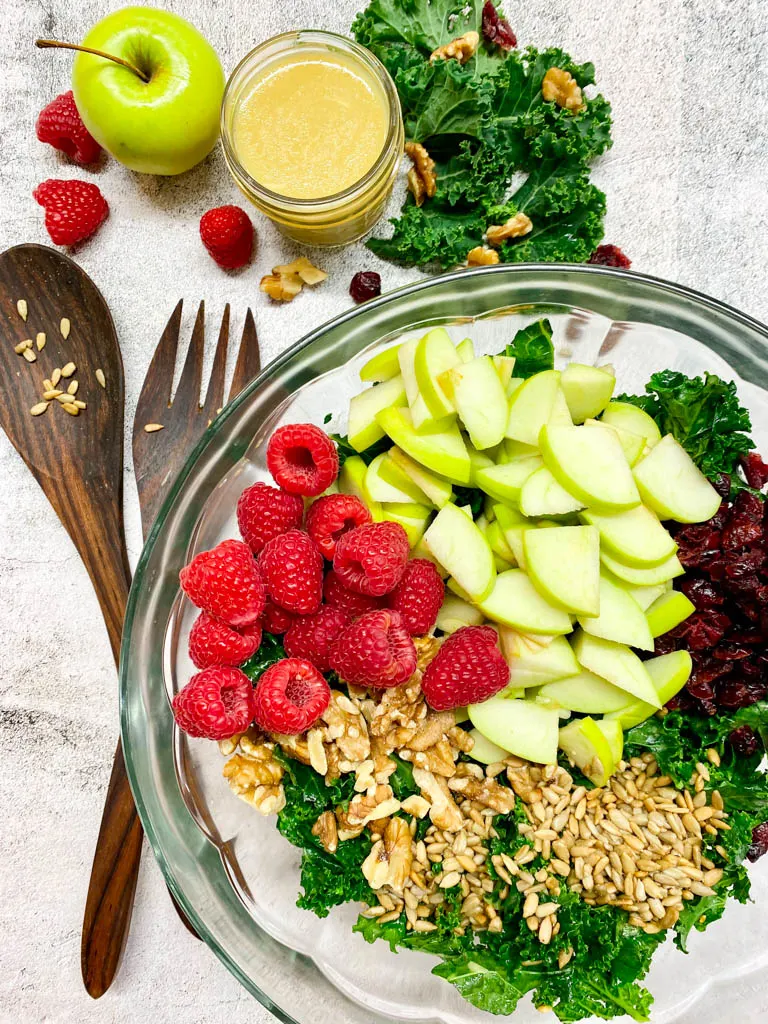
[
  {"x1": 199, "y1": 205, "x2": 254, "y2": 269},
  {"x1": 36, "y1": 91, "x2": 102, "y2": 165},
  {"x1": 588, "y1": 244, "x2": 631, "y2": 269},
  {"x1": 259, "y1": 529, "x2": 324, "y2": 615},
  {"x1": 172, "y1": 666, "x2": 256, "y2": 739},
  {"x1": 188, "y1": 612, "x2": 262, "y2": 670},
  {"x1": 387, "y1": 558, "x2": 445, "y2": 635},
  {"x1": 333, "y1": 520, "x2": 410, "y2": 596},
  {"x1": 261, "y1": 599, "x2": 299, "y2": 635},
  {"x1": 284, "y1": 605, "x2": 350, "y2": 672},
  {"x1": 306, "y1": 493, "x2": 371, "y2": 559},
  {"x1": 266, "y1": 423, "x2": 339, "y2": 497},
  {"x1": 323, "y1": 570, "x2": 386, "y2": 619},
  {"x1": 237, "y1": 480, "x2": 304, "y2": 555},
  {"x1": 180, "y1": 539, "x2": 265, "y2": 629},
  {"x1": 33, "y1": 178, "x2": 108, "y2": 246},
  {"x1": 329, "y1": 609, "x2": 416, "y2": 688},
  {"x1": 422, "y1": 625, "x2": 509, "y2": 711},
  {"x1": 253, "y1": 658, "x2": 330, "y2": 734}
]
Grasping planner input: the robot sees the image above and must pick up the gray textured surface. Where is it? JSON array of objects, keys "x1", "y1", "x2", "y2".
[{"x1": 1, "y1": 1, "x2": 767, "y2": 1022}]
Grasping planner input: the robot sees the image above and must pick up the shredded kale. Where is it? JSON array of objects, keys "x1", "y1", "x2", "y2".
[
  {"x1": 330, "y1": 431, "x2": 392, "y2": 468},
  {"x1": 504, "y1": 317, "x2": 554, "y2": 378},
  {"x1": 240, "y1": 632, "x2": 286, "y2": 682}
]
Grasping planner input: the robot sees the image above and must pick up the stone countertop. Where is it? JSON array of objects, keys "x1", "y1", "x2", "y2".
[{"x1": 1, "y1": 1, "x2": 767, "y2": 1022}]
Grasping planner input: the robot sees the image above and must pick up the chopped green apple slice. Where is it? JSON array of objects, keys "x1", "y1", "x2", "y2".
[
  {"x1": 600, "y1": 401, "x2": 662, "y2": 448},
  {"x1": 381, "y1": 502, "x2": 432, "y2": 546},
  {"x1": 506, "y1": 376, "x2": 524, "y2": 398},
  {"x1": 494, "y1": 504, "x2": 532, "y2": 568},
  {"x1": 585, "y1": 418, "x2": 645, "y2": 467},
  {"x1": 500, "y1": 631, "x2": 579, "y2": 688},
  {"x1": 578, "y1": 573, "x2": 654, "y2": 650},
  {"x1": 646, "y1": 590, "x2": 695, "y2": 638},
  {"x1": 493, "y1": 355, "x2": 516, "y2": 389},
  {"x1": 477, "y1": 570, "x2": 572, "y2": 634},
  {"x1": 540, "y1": 423, "x2": 640, "y2": 512},
  {"x1": 398, "y1": 338, "x2": 436, "y2": 431},
  {"x1": 558, "y1": 716, "x2": 616, "y2": 785},
  {"x1": 360, "y1": 342, "x2": 402, "y2": 383},
  {"x1": 600, "y1": 549, "x2": 684, "y2": 586},
  {"x1": 445, "y1": 355, "x2": 508, "y2": 450},
  {"x1": 347, "y1": 374, "x2": 406, "y2": 452},
  {"x1": 424, "y1": 502, "x2": 496, "y2": 601},
  {"x1": 538, "y1": 670, "x2": 632, "y2": 713},
  {"x1": 503, "y1": 439, "x2": 540, "y2": 461},
  {"x1": 524, "y1": 525, "x2": 600, "y2": 617},
  {"x1": 520, "y1": 467, "x2": 585, "y2": 517},
  {"x1": 376, "y1": 406, "x2": 472, "y2": 485},
  {"x1": 476, "y1": 457, "x2": 543, "y2": 504},
  {"x1": 414, "y1": 328, "x2": 460, "y2": 418},
  {"x1": 605, "y1": 650, "x2": 692, "y2": 729},
  {"x1": 388, "y1": 448, "x2": 453, "y2": 508},
  {"x1": 548, "y1": 387, "x2": 573, "y2": 427},
  {"x1": 468, "y1": 728, "x2": 511, "y2": 764},
  {"x1": 617, "y1": 581, "x2": 668, "y2": 611},
  {"x1": 456, "y1": 337, "x2": 475, "y2": 363},
  {"x1": 339, "y1": 455, "x2": 383, "y2": 519},
  {"x1": 581, "y1": 504, "x2": 677, "y2": 567},
  {"x1": 485, "y1": 519, "x2": 517, "y2": 564},
  {"x1": 596, "y1": 718, "x2": 623, "y2": 765},
  {"x1": 633, "y1": 434, "x2": 722, "y2": 523},
  {"x1": 411, "y1": 535, "x2": 448, "y2": 577},
  {"x1": 505, "y1": 369, "x2": 561, "y2": 445},
  {"x1": 560, "y1": 363, "x2": 615, "y2": 423},
  {"x1": 365, "y1": 453, "x2": 428, "y2": 504},
  {"x1": 469, "y1": 697, "x2": 560, "y2": 764},
  {"x1": 572, "y1": 629, "x2": 661, "y2": 708},
  {"x1": 436, "y1": 594, "x2": 485, "y2": 633}
]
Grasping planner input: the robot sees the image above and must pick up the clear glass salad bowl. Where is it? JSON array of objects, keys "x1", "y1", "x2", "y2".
[{"x1": 121, "y1": 265, "x2": 768, "y2": 1024}]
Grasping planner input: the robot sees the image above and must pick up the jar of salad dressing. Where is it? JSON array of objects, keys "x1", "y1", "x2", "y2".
[{"x1": 221, "y1": 31, "x2": 404, "y2": 246}]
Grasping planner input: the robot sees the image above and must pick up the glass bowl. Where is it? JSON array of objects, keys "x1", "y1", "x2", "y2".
[{"x1": 121, "y1": 264, "x2": 768, "y2": 1024}]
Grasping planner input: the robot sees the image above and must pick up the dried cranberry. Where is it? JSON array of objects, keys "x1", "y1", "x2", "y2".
[
  {"x1": 748, "y1": 821, "x2": 768, "y2": 862},
  {"x1": 712, "y1": 643, "x2": 753, "y2": 661},
  {"x1": 740, "y1": 658, "x2": 764, "y2": 681},
  {"x1": 682, "y1": 610, "x2": 732, "y2": 650},
  {"x1": 717, "y1": 679, "x2": 760, "y2": 709},
  {"x1": 481, "y1": 1, "x2": 517, "y2": 49},
  {"x1": 741, "y1": 452, "x2": 768, "y2": 490},
  {"x1": 691, "y1": 656, "x2": 733, "y2": 685},
  {"x1": 729, "y1": 723, "x2": 760, "y2": 755},
  {"x1": 680, "y1": 577, "x2": 724, "y2": 609},
  {"x1": 723, "y1": 492, "x2": 765, "y2": 549},
  {"x1": 712, "y1": 473, "x2": 732, "y2": 499},
  {"x1": 676, "y1": 525, "x2": 723, "y2": 568},
  {"x1": 588, "y1": 245, "x2": 631, "y2": 268},
  {"x1": 686, "y1": 676, "x2": 715, "y2": 701},
  {"x1": 652, "y1": 633, "x2": 679, "y2": 656},
  {"x1": 349, "y1": 271, "x2": 382, "y2": 304}
]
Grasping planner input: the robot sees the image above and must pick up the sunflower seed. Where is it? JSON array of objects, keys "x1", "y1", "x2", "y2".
[
  {"x1": 95, "y1": 368, "x2": 106, "y2": 388},
  {"x1": 43, "y1": 389, "x2": 63, "y2": 400},
  {"x1": 538, "y1": 915, "x2": 553, "y2": 944},
  {"x1": 23, "y1": 347, "x2": 37, "y2": 362},
  {"x1": 73, "y1": 400, "x2": 86, "y2": 410},
  {"x1": 30, "y1": 402, "x2": 48, "y2": 416},
  {"x1": 14, "y1": 340, "x2": 31, "y2": 354},
  {"x1": 60, "y1": 362, "x2": 76, "y2": 377},
  {"x1": 60, "y1": 317, "x2": 71, "y2": 339},
  {"x1": 144, "y1": 423, "x2": 164, "y2": 433},
  {"x1": 16, "y1": 299, "x2": 28, "y2": 321},
  {"x1": 706, "y1": 748, "x2": 721, "y2": 767},
  {"x1": 36, "y1": 332, "x2": 46, "y2": 351},
  {"x1": 67, "y1": 380, "x2": 79, "y2": 395},
  {"x1": 62, "y1": 403, "x2": 80, "y2": 416},
  {"x1": 51, "y1": 368, "x2": 61, "y2": 386}
]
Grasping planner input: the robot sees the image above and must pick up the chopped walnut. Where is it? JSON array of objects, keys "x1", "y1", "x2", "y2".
[
  {"x1": 405, "y1": 142, "x2": 436, "y2": 207},
  {"x1": 400, "y1": 794, "x2": 431, "y2": 818},
  {"x1": 260, "y1": 257, "x2": 327, "y2": 303},
  {"x1": 413, "y1": 767, "x2": 464, "y2": 832},
  {"x1": 486, "y1": 213, "x2": 533, "y2": 247},
  {"x1": 449, "y1": 725, "x2": 474, "y2": 754},
  {"x1": 273, "y1": 256, "x2": 328, "y2": 285},
  {"x1": 346, "y1": 783, "x2": 401, "y2": 827},
  {"x1": 505, "y1": 760, "x2": 543, "y2": 804},
  {"x1": 467, "y1": 246, "x2": 500, "y2": 266},
  {"x1": 402, "y1": 737, "x2": 457, "y2": 777},
  {"x1": 448, "y1": 763, "x2": 516, "y2": 814},
  {"x1": 307, "y1": 728, "x2": 328, "y2": 775},
  {"x1": 335, "y1": 805, "x2": 366, "y2": 842},
  {"x1": 218, "y1": 734, "x2": 243, "y2": 757},
  {"x1": 414, "y1": 634, "x2": 441, "y2": 670},
  {"x1": 322, "y1": 690, "x2": 371, "y2": 766},
  {"x1": 409, "y1": 711, "x2": 456, "y2": 752},
  {"x1": 272, "y1": 732, "x2": 311, "y2": 765},
  {"x1": 362, "y1": 817, "x2": 413, "y2": 891},
  {"x1": 541, "y1": 67, "x2": 585, "y2": 112},
  {"x1": 369, "y1": 676, "x2": 426, "y2": 751},
  {"x1": 430, "y1": 30, "x2": 480, "y2": 65},
  {"x1": 312, "y1": 810, "x2": 338, "y2": 854},
  {"x1": 223, "y1": 743, "x2": 285, "y2": 815}
]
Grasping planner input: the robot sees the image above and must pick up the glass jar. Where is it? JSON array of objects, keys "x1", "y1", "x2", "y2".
[{"x1": 221, "y1": 31, "x2": 404, "y2": 247}]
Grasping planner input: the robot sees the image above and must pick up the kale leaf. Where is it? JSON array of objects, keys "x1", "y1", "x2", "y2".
[
  {"x1": 241, "y1": 632, "x2": 286, "y2": 682},
  {"x1": 330, "y1": 431, "x2": 392, "y2": 468},
  {"x1": 504, "y1": 318, "x2": 554, "y2": 377}
]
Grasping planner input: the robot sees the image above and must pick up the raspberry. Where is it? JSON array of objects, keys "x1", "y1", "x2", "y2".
[
  {"x1": 188, "y1": 612, "x2": 262, "y2": 670},
  {"x1": 266, "y1": 423, "x2": 339, "y2": 497},
  {"x1": 387, "y1": 559, "x2": 445, "y2": 635},
  {"x1": 422, "y1": 626, "x2": 509, "y2": 711},
  {"x1": 33, "y1": 179, "x2": 108, "y2": 246},
  {"x1": 323, "y1": 570, "x2": 386, "y2": 618},
  {"x1": 333, "y1": 521, "x2": 410, "y2": 596},
  {"x1": 349, "y1": 271, "x2": 382, "y2": 303},
  {"x1": 284, "y1": 605, "x2": 350, "y2": 672},
  {"x1": 253, "y1": 658, "x2": 330, "y2": 734},
  {"x1": 237, "y1": 481, "x2": 304, "y2": 555},
  {"x1": 172, "y1": 666, "x2": 255, "y2": 739},
  {"x1": 259, "y1": 529, "x2": 323, "y2": 615},
  {"x1": 588, "y1": 245, "x2": 631, "y2": 269},
  {"x1": 36, "y1": 91, "x2": 101, "y2": 165},
  {"x1": 199, "y1": 205, "x2": 254, "y2": 269},
  {"x1": 329, "y1": 609, "x2": 416, "y2": 688},
  {"x1": 180, "y1": 539, "x2": 265, "y2": 629},
  {"x1": 306, "y1": 493, "x2": 371, "y2": 559},
  {"x1": 262, "y1": 599, "x2": 299, "y2": 634}
]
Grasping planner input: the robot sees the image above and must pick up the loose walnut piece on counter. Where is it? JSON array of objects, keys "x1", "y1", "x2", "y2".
[
  {"x1": 486, "y1": 212, "x2": 533, "y2": 247},
  {"x1": 260, "y1": 256, "x2": 327, "y2": 302},
  {"x1": 405, "y1": 142, "x2": 437, "y2": 207},
  {"x1": 430, "y1": 30, "x2": 480, "y2": 65},
  {"x1": 467, "y1": 246, "x2": 500, "y2": 266},
  {"x1": 362, "y1": 816, "x2": 413, "y2": 891},
  {"x1": 541, "y1": 67, "x2": 585, "y2": 111},
  {"x1": 273, "y1": 256, "x2": 328, "y2": 286}
]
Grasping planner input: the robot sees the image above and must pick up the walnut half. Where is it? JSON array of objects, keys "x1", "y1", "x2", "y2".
[
  {"x1": 405, "y1": 142, "x2": 436, "y2": 207},
  {"x1": 430, "y1": 31, "x2": 479, "y2": 65},
  {"x1": 486, "y1": 212, "x2": 533, "y2": 247},
  {"x1": 467, "y1": 246, "x2": 500, "y2": 266},
  {"x1": 362, "y1": 816, "x2": 413, "y2": 892},
  {"x1": 223, "y1": 743, "x2": 286, "y2": 815},
  {"x1": 541, "y1": 67, "x2": 585, "y2": 112}
]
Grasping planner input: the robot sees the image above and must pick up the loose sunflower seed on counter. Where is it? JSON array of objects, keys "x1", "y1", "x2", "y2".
[
  {"x1": 60, "y1": 317, "x2": 71, "y2": 339},
  {"x1": 16, "y1": 299, "x2": 28, "y2": 321}
]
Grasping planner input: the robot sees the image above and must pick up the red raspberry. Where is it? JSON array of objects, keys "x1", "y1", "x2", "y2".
[
  {"x1": 180, "y1": 539, "x2": 265, "y2": 629},
  {"x1": 284, "y1": 605, "x2": 350, "y2": 672},
  {"x1": 33, "y1": 179, "x2": 108, "y2": 246},
  {"x1": 306, "y1": 493, "x2": 371, "y2": 559},
  {"x1": 387, "y1": 559, "x2": 445, "y2": 635},
  {"x1": 253, "y1": 658, "x2": 330, "y2": 734},
  {"x1": 36, "y1": 91, "x2": 101, "y2": 165},
  {"x1": 262, "y1": 599, "x2": 299, "y2": 634},
  {"x1": 422, "y1": 626, "x2": 509, "y2": 711},
  {"x1": 237, "y1": 481, "x2": 304, "y2": 555},
  {"x1": 330, "y1": 609, "x2": 416, "y2": 688},
  {"x1": 323, "y1": 570, "x2": 386, "y2": 618},
  {"x1": 199, "y1": 205, "x2": 254, "y2": 269},
  {"x1": 172, "y1": 666, "x2": 255, "y2": 739},
  {"x1": 267, "y1": 423, "x2": 339, "y2": 497},
  {"x1": 188, "y1": 612, "x2": 262, "y2": 670},
  {"x1": 259, "y1": 530, "x2": 323, "y2": 615},
  {"x1": 333, "y1": 521, "x2": 410, "y2": 596}
]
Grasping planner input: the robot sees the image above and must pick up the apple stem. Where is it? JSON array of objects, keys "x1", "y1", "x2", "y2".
[{"x1": 35, "y1": 39, "x2": 151, "y2": 84}]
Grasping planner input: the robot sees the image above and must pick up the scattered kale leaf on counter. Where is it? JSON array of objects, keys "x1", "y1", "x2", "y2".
[
  {"x1": 504, "y1": 317, "x2": 554, "y2": 377},
  {"x1": 352, "y1": 0, "x2": 612, "y2": 269}
]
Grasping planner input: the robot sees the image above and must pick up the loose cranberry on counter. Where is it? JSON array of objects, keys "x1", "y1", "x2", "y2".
[
  {"x1": 349, "y1": 271, "x2": 382, "y2": 303},
  {"x1": 588, "y1": 244, "x2": 631, "y2": 268}
]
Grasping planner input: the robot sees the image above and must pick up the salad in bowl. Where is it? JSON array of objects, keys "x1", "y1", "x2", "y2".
[{"x1": 169, "y1": 318, "x2": 768, "y2": 1022}]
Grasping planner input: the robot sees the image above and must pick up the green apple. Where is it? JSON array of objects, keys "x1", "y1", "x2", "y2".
[
  {"x1": 506, "y1": 377, "x2": 524, "y2": 398},
  {"x1": 548, "y1": 387, "x2": 573, "y2": 428},
  {"x1": 381, "y1": 502, "x2": 432, "y2": 546},
  {"x1": 500, "y1": 632, "x2": 579, "y2": 688},
  {"x1": 388, "y1": 447, "x2": 453, "y2": 508},
  {"x1": 494, "y1": 504, "x2": 531, "y2": 568},
  {"x1": 605, "y1": 650, "x2": 692, "y2": 729},
  {"x1": 445, "y1": 356, "x2": 508, "y2": 450},
  {"x1": 493, "y1": 355, "x2": 516, "y2": 389},
  {"x1": 558, "y1": 716, "x2": 616, "y2": 785},
  {"x1": 397, "y1": 339, "x2": 435, "y2": 430},
  {"x1": 596, "y1": 718, "x2": 624, "y2": 766},
  {"x1": 524, "y1": 525, "x2": 601, "y2": 617},
  {"x1": 476, "y1": 570, "x2": 572, "y2": 635},
  {"x1": 469, "y1": 697, "x2": 560, "y2": 764},
  {"x1": 347, "y1": 375, "x2": 406, "y2": 452},
  {"x1": 560, "y1": 363, "x2": 615, "y2": 423},
  {"x1": 339, "y1": 455, "x2": 382, "y2": 518},
  {"x1": 540, "y1": 423, "x2": 640, "y2": 512},
  {"x1": 365, "y1": 453, "x2": 424, "y2": 504},
  {"x1": 585, "y1": 418, "x2": 645, "y2": 467},
  {"x1": 72, "y1": 8, "x2": 224, "y2": 175},
  {"x1": 414, "y1": 328, "x2": 460, "y2": 418},
  {"x1": 456, "y1": 337, "x2": 475, "y2": 363},
  {"x1": 424, "y1": 502, "x2": 496, "y2": 600},
  {"x1": 375, "y1": 452, "x2": 433, "y2": 504},
  {"x1": 600, "y1": 548, "x2": 684, "y2": 586},
  {"x1": 505, "y1": 369, "x2": 561, "y2": 445},
  {"x1": 468, "y1": 728, "x2": 511, "y2": 764},
  {"x1": 578, "y1": 573, "x2": 654, "y2": 651},
  {"x1": 436, "y1": 594, "x2": 485, "y2": 633},
  {"x1": 376, "y1": 406, "x2": 471, "y2": 485},
  {"x1": 633, "y1": 435, "x2": 722, "y2": 523},
  {"x1": 571, "y1": 629, "x2": 661, "y2": 708},
  {"x1": 485, "y1": 519, "x2": 517, "y2": 564},
  {"x1": 581, "y1": 504, "x2": 677, "y2": 568},
  {"x1": 360, "y1": 343, "x2": 402, "y2": 383},
  {"x1": 600, "y1": 401, "x2": 662, "y2": 448},
  {"x1": 475, "y1": 456, "x2": 543, "y2": 504},
  {"x1": 645, "y1": 590, "x2": 695, "y2": 638},
  {"x1": 519, "y1": 467, "x2": 585, "y2": 517},
  {"x1": 410, "y1": 535, "x2": 448, "y2": 576},
  {"x1": 615, "y1": 580, "x2": 669, "y2": 611},
  {"x1": 501, "y1": 439, "x2": 540, "y2": 461},
  {"x1": 538, "y1": 669, "x2": 632, "y2": 713}
]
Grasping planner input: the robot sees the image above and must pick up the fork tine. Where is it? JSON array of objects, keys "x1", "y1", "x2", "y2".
[
  {"x1": 227, "y1": 308, "x2": 261, "y2": 404},
  {"x1": 200, "y1": 304, "x2": 230, "y2": 423},
  {"x1": 172, "y1": 301, "x2": 206, "y2": 413},
  {"x1": 133, "y1": 300, "x2": 183, "y2": 427}
]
